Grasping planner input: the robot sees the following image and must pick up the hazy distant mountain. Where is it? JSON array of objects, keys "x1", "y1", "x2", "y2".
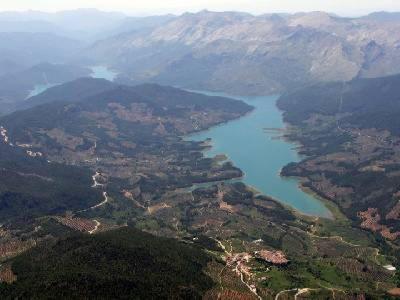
[
  {"x1": 3, "y1": 9, "x2": 400, "y2": 95},
  {"x1": 362, "y1": 11, "x2": 400, "y2": 22},
  {"x1": 0, "y1": 20, "x2": 63, "y2": 33},
  {"x1": 101, "y1": 14, "x2": 177, "y2": 38},
  {"x1": 49, "y1": 8, "x2": 126, "y2": 31},
  {"x1": 0, "y1": 32, "x2": 83, "y2": 71},
  {"x1": 0, "y1": 9, "x2": 127, "y2": 41},
  {"x1": 0, "y1": 9, "x2": 125, "y2": 28},
  {"x1": 0, "y1": 9, "x2": 178, "y2": 43},
  {"x1": 0, "y1": 31, "x2": 85, "y2": 110},
  {"x1": 0, "y1": 60, "x2": 25, "y2": 77},
  {"x1": 84, "y1": 10, "x2": 400, "y2": 95},
  {"x1": 20, "y1": 77, "x2": 116, "y2": 110},
  {"x1": 0, "y1": 63, "x2": 90, "y2": 115},
  {"x1": 0, "y1": 21, "x2": 85, "y2": 75}
]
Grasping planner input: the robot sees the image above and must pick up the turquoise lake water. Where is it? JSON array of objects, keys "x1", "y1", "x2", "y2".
[
  {"x1": 28, "y1": 66, "x2": 118, "y2": 98},
  {"x1": 90, "y1": 66, "x2": 118, "y2": 81},
  {"x1": 187, "y1": 91, "x2": 332, "y2": 218},
  {"x1": 26, "y1": 68, "x2": 332, "y2": 218},
  {"x1": 27, "y1": 83, "x2": 56, "y2": 98}
]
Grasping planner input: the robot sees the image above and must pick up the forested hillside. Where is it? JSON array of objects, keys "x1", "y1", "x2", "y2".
[
  {"x1": 0, "y1": 227, "x2": 214, "y2": 299},
  {"x1": 278, "y1": 74, "x2": 400, "y2": 244}
]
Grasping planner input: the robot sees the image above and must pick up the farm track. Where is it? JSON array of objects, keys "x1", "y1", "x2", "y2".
[{"x1": 88, "y1": 220, "x2": 101, "y2": 234}]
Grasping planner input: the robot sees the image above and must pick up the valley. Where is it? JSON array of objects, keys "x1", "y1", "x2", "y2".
[
  {"x1": 1, "y1": 6, "x2": 400, "y2": 300},
  {"x1": 187, "y1": 91, "x2": 331, "y2": 218},
  {"x1": 0, "y1": 79, "x2": 398, "y2": 298}
]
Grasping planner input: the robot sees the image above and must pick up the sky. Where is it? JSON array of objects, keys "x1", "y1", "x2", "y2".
[{"x1": 0, "y1": 0, "x2": 399, "y2": 16}]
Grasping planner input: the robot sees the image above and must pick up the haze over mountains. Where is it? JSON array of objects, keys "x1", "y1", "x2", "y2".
[
  {"x1": 2, "y1": 8, "x2": 400, "y2": 103},
  {"x1": 0, "y1": 8, "x2": 398, "y2": 117},
  {"x1": 0, "y1": 63, "x2": 90, "y2": 114},
  {"x1": 3, "y1": 6, "x2": 400, "y2": 299},
  {"x1": 85, "y1": 10, "x2": 400, "y2": 94},
  {"x1": 0, "y1": 9, "x2": 125, "y2": 39}
]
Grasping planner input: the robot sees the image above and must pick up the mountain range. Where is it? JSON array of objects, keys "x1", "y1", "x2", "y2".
[
  {"x1": 2, "y1": 8, "x2": 400, "y2": 298},
  {"x1": 0, "y1": 63, "x2": 90, "y2": 115},
  {"x1": 3, "y1": 10, "x2": 400, "y2": 111},
  {"x1": 0, "y1": 32, "x2": 83, "y2": 76},
  {"x1": 84, "y1": 10, "x2": 400, "y2": 95}
]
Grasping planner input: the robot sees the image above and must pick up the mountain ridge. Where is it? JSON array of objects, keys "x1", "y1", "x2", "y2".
[{"x1": 83, "y1": 10, "x2": 400, "y2": 95}]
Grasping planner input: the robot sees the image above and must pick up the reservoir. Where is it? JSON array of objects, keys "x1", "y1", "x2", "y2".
[
  {"x1": 27, "y1": 66, "x2": 118, "y2": 98},
  {"x1": 188, "y1": 91, "x2": 332, "y2": 218},
  {"x1": 90, "y1": 66, "x2": 118, "y2": 81},
  {"x1": 25, "y1": 72, "x2": 331, "y2": 218},
  {"x1": 27, "y1": 83, "x2": 56, "y2": 98}
]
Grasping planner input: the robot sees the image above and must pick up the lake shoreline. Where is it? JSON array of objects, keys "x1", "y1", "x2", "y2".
[{"x1": 185, "y1": 91, "x2": 333, "y2": 218}]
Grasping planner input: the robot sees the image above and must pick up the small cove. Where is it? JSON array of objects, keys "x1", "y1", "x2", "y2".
[
  {"x1": 27, "y1": 83, "x2": 56, "y2": 98},
  {"x1": 27, "y1": 65, "x2": 118, "y2": 98}
]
